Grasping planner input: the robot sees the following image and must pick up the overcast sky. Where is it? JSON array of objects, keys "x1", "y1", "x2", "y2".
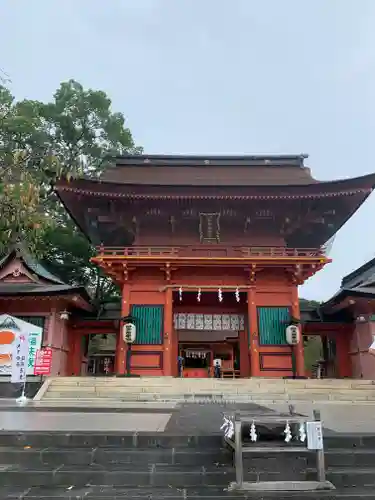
[{"x1": 2, "y1": 0, "x2": 375, "y2": 301}]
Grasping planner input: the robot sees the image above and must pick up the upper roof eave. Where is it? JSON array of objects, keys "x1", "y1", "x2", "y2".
[
  {"x1": 114, "y1": 153, "x2": 309, "y2": 167},
  {"x1": 54, "y1": 172, "x2": 375, "y2": 197}
]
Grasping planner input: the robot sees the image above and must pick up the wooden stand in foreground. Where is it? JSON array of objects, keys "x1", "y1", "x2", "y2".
[{"x1": 224, "y1": 408, "x2": 335, "y2": 492}]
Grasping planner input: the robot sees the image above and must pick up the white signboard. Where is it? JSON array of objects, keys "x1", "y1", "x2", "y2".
[
  {"x1": 0, "y1": 315, "x2": 43, "y2": 376},
  {"x1": 11, "y1": 333, "x2": 29, "y2": 383},
  {"x1": 306, "y1": 421, "x2": 324, "y2": 450},
  {"x1": 369, "y1": 335, "x2": 375, "y2": 356}
]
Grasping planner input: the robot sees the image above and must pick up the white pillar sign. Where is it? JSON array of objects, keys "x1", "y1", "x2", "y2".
[
  {"x1": 11, "y1": 333, "x2": 29, "y2": 383},
  {"x1": 306, "y1": 421, "x2": 323, "y2": 450}
]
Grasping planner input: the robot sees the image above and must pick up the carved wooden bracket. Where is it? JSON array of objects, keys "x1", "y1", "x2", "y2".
[
  {"x1": 244, "y1": 264, "x2": 257, "y2": 284},
  {"x1": 289, "y1": 263, "x2": 304, "y2": 285},
  {"x1": 161, "y1": 262, "x2": 177, "y2": 282},
  {"x1": 121, "y1": 263, "x2": 136, "y2": 281}
]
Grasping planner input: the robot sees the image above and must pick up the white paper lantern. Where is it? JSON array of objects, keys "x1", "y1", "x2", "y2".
[{"x1": 122, "y1": 323, "x2": 136, "y2": 344}]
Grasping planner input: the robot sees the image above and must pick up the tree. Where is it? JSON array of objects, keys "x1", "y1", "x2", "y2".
[
  {"x1": 38, "y1": 80, "x2": 142, "y2": 177},
  {"x1": 0, "y1": 86, "x2": 55, "y2": 252},
  {"x1": 0, "y1": 80, "x2": 141, "y2": 303}
]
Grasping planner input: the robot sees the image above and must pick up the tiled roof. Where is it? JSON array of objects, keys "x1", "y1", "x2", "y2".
[
  {"x1": 0, "y1": 283, "x2": 79, "y2": 295},
  {"x1": 102, "y1": 164, "x2": 316, "y2": 186},
  {"x1": 0, "y1": 243, "x2": 92, "y2": 305},
  {"x1": 13, "y1": 244, "x2": 65, "y2": 285}
]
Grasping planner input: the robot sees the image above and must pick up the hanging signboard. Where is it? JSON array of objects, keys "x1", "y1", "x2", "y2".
[
  {"x1": 306, "y1": 421, "x2": 324, "y2": 450},
  {"x1": 0, "y1": 315, "x2": 43, "y2": 376},
  {"x1": 34, "y1": 347, "x2": 53, "y2": 376},
  {"x1": 11, "y1": 333, "x2": 29, "y2": 383}
]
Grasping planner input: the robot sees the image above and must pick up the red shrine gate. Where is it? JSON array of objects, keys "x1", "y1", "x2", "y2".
[
  {"x1": 55, "y1": 154, "x2": 375, "y2": 378},
  {"x1": 67, "y1": 246, "x2": 327, "y2": 378}
]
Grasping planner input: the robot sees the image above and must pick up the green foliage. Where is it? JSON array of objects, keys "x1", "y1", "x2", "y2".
[
  {"x1": 304, "y1": 336, "x2": 323, "y2": 372},
  {"x1": 38, "y1": 80, "x2": 141, "y2": 177},
  {"x1": 0, "y1": 80, "x2": 141, "y2": 302},
  {"x1": 299, "y1": 298, "x2": 321, "y2": 310}
]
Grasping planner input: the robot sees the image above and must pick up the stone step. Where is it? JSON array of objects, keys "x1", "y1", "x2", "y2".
[
  {"x1": 41, "y1": 391, "x2": 375, "y2": 403},
  {"x1": 2, "y1": 464, "x2": 375, "y2": 493},
  {"x1": 3, "y1": 446, "x2": 375, "y2": 470},
  {"x1": 8, "y1": 485, "x2": 375, "y2": 499},
  {"x1": 0, "y1": 432, "x2": 224, "y2": 449},
  {"x1": 319, "y1": 468, "x2": 375, "y2": 489},
  {"x1": 1, "y1": 431, "x2": 375, "y2": 451},
  {"x1": 0, "y1": 464, "x2": 236, "y2": 488},
  {"x1": 49, "y1": 376, "x2": 375, "y2": 385},
  {"x1": 28, "y1": 401, "x2": 178, "y2": 411},
  {"x1": 323, "y1": 450, "x2": 375, "y2": 468},
  {"x1": 48, "y1": 383, "x2": 375, "y2": 393},
  {"x1": 0, "y1": 446, "x2": 232, "y2": 467}
]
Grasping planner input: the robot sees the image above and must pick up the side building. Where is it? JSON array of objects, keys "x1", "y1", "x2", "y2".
[
  {"x1": 305, "y1": 256, "x2": 375, "y2": 379},
  {"x1": 54, "y1": 154, "x2": 375, "y2": 378},
  {"x1": 0, "y1": 243, "x2": 91, "y2": 395}
]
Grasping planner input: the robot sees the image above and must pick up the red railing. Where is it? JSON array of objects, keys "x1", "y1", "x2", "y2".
[
  {"x1": 239, "y1": 247, "x2": 324, "y2": 257},
  {"x1": 96, "y1": 246, "x2": 179, "y2": 257},
  {"x1": 96, "y1": 245, "x2": 326, "y2": 258}
]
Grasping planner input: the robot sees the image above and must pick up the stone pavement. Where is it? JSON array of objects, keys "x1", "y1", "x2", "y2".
[
  {"x1": 0, "y1": 411, "x2": 171, "y2": 432},
  {"x1": 0, "y1": 400, "x2": 375, "y2": 434},
  {"x1": 263, "y1": 402, "x2": 375, "y2": 434},
  {"x1": 0, "y1": 398, "x2": 179, "y2": 413}
]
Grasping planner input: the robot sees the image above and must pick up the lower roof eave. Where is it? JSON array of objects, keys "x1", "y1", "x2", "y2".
[
  {"x1": 321, "y1": 287, "x2": 375, "y2": 312},
  {"x1": 0, "y1": 287, "x2": 93, "y2": 310}
]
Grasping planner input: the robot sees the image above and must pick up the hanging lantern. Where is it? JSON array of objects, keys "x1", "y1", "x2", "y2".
[
  {"x1": 197, "y1": 288, "x2": 201, "y2": 302},
  {"x1": 179, "y1": 287, "x2": 183, "y2": 302},
  {"x1": 218, "y1": 288, "x2": 223, "y2": 302},
  {"x1": 235, "y1": 287, "x2": 240, "y2": 303}
]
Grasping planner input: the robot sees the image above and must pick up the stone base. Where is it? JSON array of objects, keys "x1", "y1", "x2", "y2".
[{"x1": 229, "y1": 480, "x2": 335, "y2": 492}]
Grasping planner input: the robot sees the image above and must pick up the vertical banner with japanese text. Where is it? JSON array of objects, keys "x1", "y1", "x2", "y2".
[
  {"x1": 11, "y1": 333, "x2": 29, "y2": 383},
  {"x1": 0, "y1": 315, "x2": 43, "y2": 376}
]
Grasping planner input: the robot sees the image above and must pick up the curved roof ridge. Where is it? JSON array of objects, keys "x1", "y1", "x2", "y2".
[{"x1": 0, "y1": 243, "x2": 66, "y2": 285}]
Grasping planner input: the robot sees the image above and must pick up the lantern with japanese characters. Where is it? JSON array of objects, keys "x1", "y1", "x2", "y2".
[
  {"x1": 122, "y1": 322, "x2": 136, "y2": 344},
  {"x1": 286, "y1": 324, "x2": 300, "y2": 345}
]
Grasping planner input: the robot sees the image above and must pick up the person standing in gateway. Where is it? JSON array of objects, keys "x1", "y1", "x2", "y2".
[
  {"x1": 177, "y1": 354, "x2": 184, "y2": 377},
  {"x1": 213, "y1": 357, "x2": 222, "y2": 378}
]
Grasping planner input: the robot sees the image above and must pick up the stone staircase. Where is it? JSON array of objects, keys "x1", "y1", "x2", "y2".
[
  {"x1": 1, "y1": 431, "x2": 375, "y2": 498},
  {"x1": 35, "y1": 377, "x2": 375, "y2": 405}
]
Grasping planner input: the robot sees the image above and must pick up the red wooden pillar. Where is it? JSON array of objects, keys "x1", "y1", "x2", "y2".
[
  {"x1": 171, "y1": 291, "x2": 179, "y2": 377},
  {"x1": 70, "y1": 332, "x2": 82, "y2": 376},
  {"x1": 115, "y1": 283, "x2": 130, "y2": 375},
  {"x1": 248, "y1": 287, "x2": 260, "y2": 376},
  {"x1": 163, "y1": 287, "x2": 173, "y2": 376},
  {"x1": 336, "y1": 332, "x2": 352, "y2": 378},
  {"x1": 239, "y1": 328, "x2": 250, "y2": 378},
  {"x1": 291, "y1": 285, "x2": 305, "y2": 377}
]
